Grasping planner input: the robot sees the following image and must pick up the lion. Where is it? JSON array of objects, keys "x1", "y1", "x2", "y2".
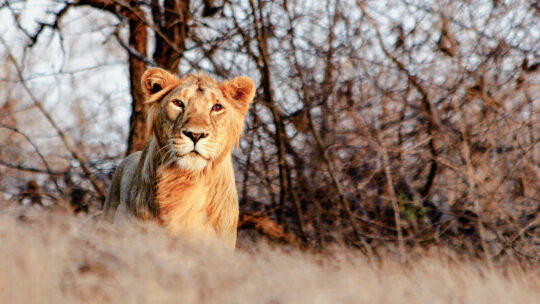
[{"x1": 102, "y1": 68, "x2": 255, "y2": 250}]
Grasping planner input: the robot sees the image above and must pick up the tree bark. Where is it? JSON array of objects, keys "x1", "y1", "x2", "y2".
[
  {"x1": 125, "y1": 16, "x2": 149, "y2": 155},
  {"x1": 75, "y1": 1, "x2": 149, "y2": 154},
  {"x1": 153, "y1": 0, "x2": 190, "y2": 73}
]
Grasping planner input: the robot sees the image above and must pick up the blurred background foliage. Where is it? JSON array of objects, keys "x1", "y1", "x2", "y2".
[{"x1": 0, "y1": 0, "x2": 539, "y2": 260}]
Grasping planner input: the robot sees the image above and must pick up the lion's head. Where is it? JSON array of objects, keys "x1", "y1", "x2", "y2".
[{"x1": 141, "y1": 68, "x2": 255, "y2": 172}]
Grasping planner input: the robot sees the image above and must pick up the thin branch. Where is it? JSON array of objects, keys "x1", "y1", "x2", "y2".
[
  {"x1": 284, "y1": 2, "x2": 364, "y2": 246},
  {"x1": 245, "y1": 0, "x2": 309, "y2": 242},
  {"x1": 0, "y1": 124, "x2": 62, "y2": 193},
  {"x1": 241, "y1": 112, "x2": 257, "y2": 206},
  {"x1": 0, "y1": 159, "x2": 65, "y2": 175},
  {"x1": 357, "y1": 2, "x2": 439, "y2": 199},
  {"x1": 0, "y1": 38, "x2": 107, "y2": 201},
  {"x1": 5, "y1": 1, "x2": 74, "y2": 47},
  {"x1": 113, "y1": 30, "x2": 156, "y2": 66},
  {"x1": 74, "y1": 0, "x2": 184, "y2": 65},
  {"x1": 377, "y1": 132, "x2": 406, "y2": 259}
]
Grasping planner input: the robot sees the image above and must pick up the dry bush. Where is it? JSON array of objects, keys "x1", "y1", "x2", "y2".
[
  {"x1": 0, "y1": 0, "x2": 539, "y2": 259},
  {"x1": 0, "y1": 204, "x2": 539, "y2": 304}
]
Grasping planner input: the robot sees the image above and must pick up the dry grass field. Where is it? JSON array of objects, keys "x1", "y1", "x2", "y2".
[{"x1": 1, "y1": 203, "x2": 538, "y2": 304}]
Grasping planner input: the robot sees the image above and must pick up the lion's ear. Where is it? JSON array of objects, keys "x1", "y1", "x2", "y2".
[
  {"x1": 221, "y1": 76, "x2": 255, "y2": 114},
  {"x1": 141, "y1": 68, "x2": 178, "y2": 97}
]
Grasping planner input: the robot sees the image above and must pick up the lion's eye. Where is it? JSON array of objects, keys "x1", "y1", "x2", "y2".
[
  {"x1": 172, "y1": 99, "x2": 184, "y2": 108},
  {"x1": 212, "y1": 104, "x2": 223, "y2": 112}
]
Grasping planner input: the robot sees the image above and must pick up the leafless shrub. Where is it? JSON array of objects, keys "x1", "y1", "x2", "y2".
[{"x1": 0, "y1": 0, "x2": 538, "y2": 261}]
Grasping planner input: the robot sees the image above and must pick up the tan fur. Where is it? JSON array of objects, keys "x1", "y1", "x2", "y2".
[{"x1": 102, "y1": 68, "x2": 255, "y2": 250}]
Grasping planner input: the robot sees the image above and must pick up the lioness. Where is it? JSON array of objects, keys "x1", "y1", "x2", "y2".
[{"x1": 103, "y1": 68, "x2": 255, "y2": 250}]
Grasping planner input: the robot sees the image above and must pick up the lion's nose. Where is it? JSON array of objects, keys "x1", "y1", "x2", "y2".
[{"x1": 183, "y1": 130, "x2": 209, "y2": 145}]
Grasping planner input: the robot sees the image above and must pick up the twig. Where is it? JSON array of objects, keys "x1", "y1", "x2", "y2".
[
  {"x1": 377, "y1": 133, "x2": 406, "y2": 259},
  {"x1": 241, "y1": 111, "x2": 257, "y2": 206},
  {"x1": 0, "y1": 124, "x2": 62, "y2": 193},
  {"x1": 0, "y1": 159, "x2": 64, "y2": 175},
  {"x1": 284, "y1": 2, "x2": 365, "y2": 247},
  {"x1": 357, "y1": 1, "x2": 439, "y2": 199},
  {"x1": 491, "y1": 216, "x2": 540, "y2": 259},
  {"x1": 5, "y1": 1, "x2": 73, "y2": 47},
  {"x1": 75, "y1": 0, "x2": 183, "y2": 57},
  {"x1": 113, "y1": 31, "x2": 156, "y2": 67},
  {"x1": 0, "y1": 38, "x2": 107, "y2": 201},
  {"x1": 247, "y1": 0, "x2": 308, "y2": 241},
  {"x1": 452, "y1": 98, "x2": 494, "y2": 268}
]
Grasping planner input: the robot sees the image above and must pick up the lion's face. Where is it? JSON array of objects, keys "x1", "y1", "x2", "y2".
[{"x1": 141, "y1": 68, "x2": 255, "y2": 171}]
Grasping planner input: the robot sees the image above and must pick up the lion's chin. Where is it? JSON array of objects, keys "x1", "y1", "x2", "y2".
[{"x1": 176, "y1": 153, "x2": 209, "y2": 172}]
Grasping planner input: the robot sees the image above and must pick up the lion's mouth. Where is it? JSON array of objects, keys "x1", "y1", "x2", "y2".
[
  {"x1": 173, "y1": 149, "x2": 210, "y2": 171},
  {"x1": 179, "y1": 150, "x2": 210, "y2": 161}
]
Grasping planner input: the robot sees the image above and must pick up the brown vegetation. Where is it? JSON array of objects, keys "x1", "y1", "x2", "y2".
[
  {"x1": 1, "y1": 204, "x2": 539, "y2": 303},
  {"x1": 0, "y1": 0, "x2": 539, "y2": 265}
]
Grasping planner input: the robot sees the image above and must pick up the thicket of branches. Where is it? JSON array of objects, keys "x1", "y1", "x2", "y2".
[{"x1": 1, "y1": 0, "x2": 539, "y2": 261}]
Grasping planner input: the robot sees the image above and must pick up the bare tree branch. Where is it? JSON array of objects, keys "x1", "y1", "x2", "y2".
[
  {"x1": 0, "y1": 38, "x2": 107, "y2": 201},
  {"x1": 0, "y1": 124, "x2": 62, "y2": 194}
]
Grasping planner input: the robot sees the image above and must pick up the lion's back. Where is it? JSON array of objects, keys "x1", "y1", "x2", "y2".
[{"x1": 102, "y1": 151, "x2": 142, "y2": 221}]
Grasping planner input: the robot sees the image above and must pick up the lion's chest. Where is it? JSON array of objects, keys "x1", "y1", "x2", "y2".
[{"x1": 155, "y1": 169, "x2": 217, "y2": 240}]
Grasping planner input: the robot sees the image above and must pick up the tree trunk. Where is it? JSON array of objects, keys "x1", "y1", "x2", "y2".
[
  {"x1": 126, "y1": 17, "x2": 149, "y2": 155},
  {"x1": 153, "y1": 0, "x2": 190, "y2": 73}
]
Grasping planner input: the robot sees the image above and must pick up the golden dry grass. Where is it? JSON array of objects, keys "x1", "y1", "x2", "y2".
[{"x1": 0, "y1": 205, "x2": 538, "y2": 304}]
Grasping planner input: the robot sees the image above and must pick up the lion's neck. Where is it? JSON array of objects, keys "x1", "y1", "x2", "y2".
[{"x1": 155, "y1": 155, "x2": 238, "y2": 246}]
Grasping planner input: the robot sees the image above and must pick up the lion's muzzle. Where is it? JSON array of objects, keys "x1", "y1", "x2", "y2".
[{"x1": 182, "y1": 130, "x2": 209, "y2": 145}]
